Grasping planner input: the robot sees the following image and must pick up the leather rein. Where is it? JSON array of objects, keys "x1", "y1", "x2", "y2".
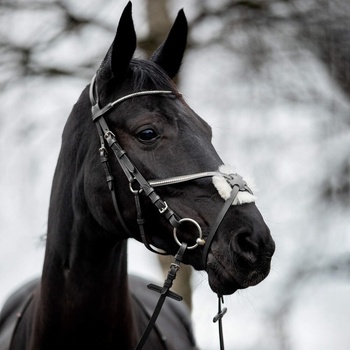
[{"x1": 89, "y1": 75, "x2": 253, "y2": 350}]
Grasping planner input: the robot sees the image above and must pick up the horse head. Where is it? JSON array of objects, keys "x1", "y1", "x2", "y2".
[{"x1": 72, "y1": 2, "x2": 275, "y2": 296}]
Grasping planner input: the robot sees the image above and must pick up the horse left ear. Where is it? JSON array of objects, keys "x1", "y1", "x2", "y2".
[
  {"x1": 97, "y1": 2, "x2": 136, "y2": 81},
  {"x1": 150, "y1": 9, "x2": 188, "y2": 79}
]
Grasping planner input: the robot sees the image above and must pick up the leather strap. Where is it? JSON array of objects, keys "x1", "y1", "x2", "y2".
[
  {"x1": 90, "y1": 75, "x2": 180, "y2": 252},
  {"x1": 202, "y1": 186, "x2": 239, "y2": 267},
  {"x1": 131, "y1": 293, "x2": 169, "y2": 350},
  {"x1": 202, "y1": 173, "x2": 250, "y2": 267},
  {"x1": 213, "y1": 295, "x2": 227, "y2": 350},
  {"x1": 134, "y1": 243, "x2": 187, "y2": 350}
]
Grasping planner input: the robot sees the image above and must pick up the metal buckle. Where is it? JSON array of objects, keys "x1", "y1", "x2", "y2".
[
  {"x1": 99, "y1": 146, "x2": 107, "y2": 157},
  {"x1": 158, "y1": 201, "x2": 168, "y2": 214},
  {"x1": 104, "y1": 130, "x2": 115, "y2": 140},
  {"x1": 129, "y1": 181, "x2": 142, "y2": 194}
]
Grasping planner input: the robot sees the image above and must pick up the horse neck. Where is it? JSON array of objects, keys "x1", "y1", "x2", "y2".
[{"x1": 33, "y1": 141, "x2": 139, "y2": 349}]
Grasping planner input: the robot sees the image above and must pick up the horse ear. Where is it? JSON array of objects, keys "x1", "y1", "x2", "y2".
[
  {"x1": 150, "y1": 9, "x2": 188, "y2": 79},
  {"x1": 97, "y1": 1, "x2": 136, "y2": 81}
]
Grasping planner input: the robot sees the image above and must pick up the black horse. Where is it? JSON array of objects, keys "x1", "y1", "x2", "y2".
[{"x1": 0, "y1": 3, "x2": 275, "y2": 350}]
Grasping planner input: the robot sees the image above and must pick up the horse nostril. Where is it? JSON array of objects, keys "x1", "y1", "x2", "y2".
[{"x1": 234, "y1": 231, "x2": 259, "y2": 264}]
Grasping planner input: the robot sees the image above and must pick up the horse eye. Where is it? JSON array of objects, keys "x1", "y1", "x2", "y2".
[{"x1": 137, "y1": 128, "x2": 158, "y2": 142}]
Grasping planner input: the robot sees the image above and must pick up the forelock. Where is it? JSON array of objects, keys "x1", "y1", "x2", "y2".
[{"x1": 129, "y1": 59, "x2": 175, "y2": 91}]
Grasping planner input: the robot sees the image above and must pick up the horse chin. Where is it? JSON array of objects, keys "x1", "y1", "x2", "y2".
[
  {"x1": 206, "y1": 262, "x2": 243, "y2": 295},
  {"x1": 207, "y1": 272, "x2": 243, "y2": 295},
  {"x1": 206, "y1": 252, "x2": 269, "y2": 296}
]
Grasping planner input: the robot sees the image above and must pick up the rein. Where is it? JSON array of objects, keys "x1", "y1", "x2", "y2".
[{"x1": 89, "y1": 75, "x2": 252, "y2": 349}]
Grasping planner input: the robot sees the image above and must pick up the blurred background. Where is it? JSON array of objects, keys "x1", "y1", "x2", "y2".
[{"x1": 1, "y1": 0, "x2": 350, "y2": 349}]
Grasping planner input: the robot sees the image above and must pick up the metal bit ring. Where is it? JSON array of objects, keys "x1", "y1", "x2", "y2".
[{"x1": 173, "y1": 218, "x2": 205, "y2": 250}]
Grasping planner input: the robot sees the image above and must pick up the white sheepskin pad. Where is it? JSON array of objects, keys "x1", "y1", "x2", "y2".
[{"x1": 212, "y1": 165, "x2": 256, "y2": 205}]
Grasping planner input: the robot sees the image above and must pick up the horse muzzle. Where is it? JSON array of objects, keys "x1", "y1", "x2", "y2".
[{"x1": 205, "y1": 218, "x2": 275, "y2": 295}]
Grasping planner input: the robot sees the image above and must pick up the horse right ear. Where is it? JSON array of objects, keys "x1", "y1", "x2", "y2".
[
  {"x1": 97, "y1": 2, "x2": 136, "y2": 82},
  {"x1": 150, "y1": 9, "x2": 188, "y2": 79}
]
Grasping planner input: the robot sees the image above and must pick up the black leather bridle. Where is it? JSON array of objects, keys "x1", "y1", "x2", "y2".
[{"x1": 89, "y1": 74, "x2": 253, "y2": 349}]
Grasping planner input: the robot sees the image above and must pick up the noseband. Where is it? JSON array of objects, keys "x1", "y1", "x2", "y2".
[{"x1": 89, "y1": 74, "x2": 253, "y2": 267}]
